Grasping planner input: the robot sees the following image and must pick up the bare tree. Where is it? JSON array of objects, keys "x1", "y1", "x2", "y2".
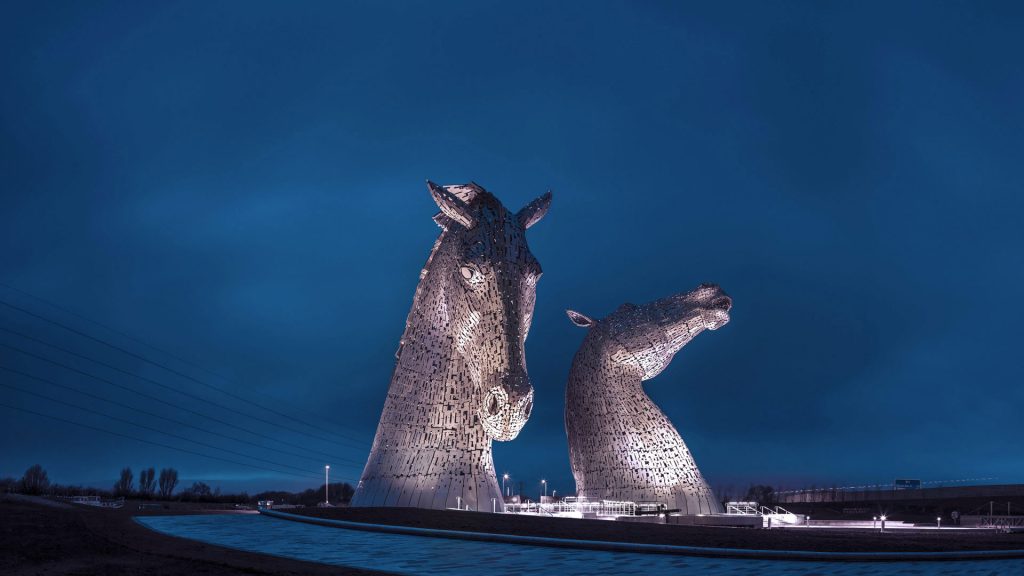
[
  {"x1": 20, "y1": 464, "x2": 50, "y2": 495},
  {"x1": 138, "y1": 467, "x2": 156, "y2": 498},
  {"x1": 182, "y1": 481, "x2": 212, "y2": 501},
  {"x1": 158, "y1": 468, "x2": 178, "y2": 499},
  {"x1": 113, "y1": 467, "x2": 134, "y2": 497},
  {"x1": 333, "y1": 482, "x2": 355, "y2": 503},
  {"x1": 744, "y1": 484, "x2": 775, "y2": 505}
]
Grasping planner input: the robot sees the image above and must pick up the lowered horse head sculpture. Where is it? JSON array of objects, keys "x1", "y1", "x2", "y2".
[
  {"x1": 564, "y1": 283, "x2": 731, "y2": 514},
  {"x1": 351, "y1": 181, "x2": 550, "y2": 511}
]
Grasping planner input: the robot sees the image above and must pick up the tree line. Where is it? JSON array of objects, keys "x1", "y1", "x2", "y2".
[
  {"x1": 713, "y1": 483, "x2": 779, "y2": 507},
  {"x1": 1, "y1": 463, "x2": 354, "y2": 505},
  {"x1": 113, "y1": 466, "x2": 180, "y2": 498}
]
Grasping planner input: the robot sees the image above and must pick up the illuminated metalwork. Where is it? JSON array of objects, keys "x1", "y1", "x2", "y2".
[
  {"x1": 564, "y1": 284, "x2": 732, "y2": 515},
  {"x1": 351, "y1": 181, "x2": 551, "y2": 511}
]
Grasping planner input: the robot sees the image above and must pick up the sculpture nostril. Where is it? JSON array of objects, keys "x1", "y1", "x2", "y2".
[
  {"x1": 488, "y1": 395, "x2": 500, "y2": 415},
  {"x1": 523, "y1": 400, "x2": 533, "y2": 419}
]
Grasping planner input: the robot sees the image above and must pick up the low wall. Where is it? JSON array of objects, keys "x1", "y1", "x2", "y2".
[
  {"x1": 673, "y1": 515, "x2": 763, "y2": 528},
  {"x1": 615, "y1": 514, "x2": 763, "y2": 528}
]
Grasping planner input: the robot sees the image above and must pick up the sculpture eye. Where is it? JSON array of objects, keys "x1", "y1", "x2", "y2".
[{"x1": 460, "y1": 265, "x2": 482, "y2": 283}]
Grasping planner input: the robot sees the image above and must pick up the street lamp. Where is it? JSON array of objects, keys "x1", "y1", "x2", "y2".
[
  {"x1": 503, "y1": 473, "x2": 509, "y2": 497},
  {"x1": 880, "y1": 515, "x2": 887, "y2": 533},
  {"x1": 541, "y1": 479, "x2": 547, "y2": 498},
  {"x1": 325, "y1": 465, "x2": 330, "y2": 505},
  {"x1": 937, "y1": 517, "x2": 942, "y2": 529}
]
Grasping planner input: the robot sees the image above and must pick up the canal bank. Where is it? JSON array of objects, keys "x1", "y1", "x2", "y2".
[
  {"x1": 261, "y1": 507, "x2": 1024, "y2": 562},
  {"x1": 138, "y1": 513, "x2": 1024, "y2": 575}
]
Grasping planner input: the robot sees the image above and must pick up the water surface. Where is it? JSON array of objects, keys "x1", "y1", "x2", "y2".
[{"x1": 137, "y1": 514, "x2": 1023, "y2": 575}]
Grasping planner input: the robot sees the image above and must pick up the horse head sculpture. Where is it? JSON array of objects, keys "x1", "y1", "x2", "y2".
[
  {"x1": 567, "y1": 283, "x2": 732, "y2": 382},
  {"x1": 564, "y1": 283, "x2": 731, "y2": 514},
  {"x1": 427, "y1": 181, "x2": 547, "y2": 441},
  {"x1": 352, "y1": 181, "x2": 550, "y2": 510}
]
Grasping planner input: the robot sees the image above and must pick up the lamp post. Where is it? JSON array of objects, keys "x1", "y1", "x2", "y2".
[
  {"x1": 325, "y1": 465, "x2": 330, "y2": 505},
  {"x1": 503, "y1": 473, "x2": 509, "y2": 498},
  {"x1": 880, "y1": 515, "x2": 887, "y2": 533},
  {"x1": 873, "y1": 516, "x2": 877, "y2": 530},
  {"x1": 541, "y1": 479, "x2": 547, "y2": 498},
  {"x1": 937, "y1": 517, "x2": 941, "y2": 529}
]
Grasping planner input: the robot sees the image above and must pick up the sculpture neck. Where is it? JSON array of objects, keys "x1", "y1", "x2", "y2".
[
  {"x1": 572, "y1": 332, "x2": 647, "y2": 394},
  {"x1": 394, "y1": 232, "x2": 459, "y2": 377}
]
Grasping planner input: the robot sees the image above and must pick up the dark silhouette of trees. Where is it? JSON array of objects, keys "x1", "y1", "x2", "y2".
[
  {"x1": 329, "y1": 482, "x2": 355, "y2": 503},
  {"x1": 113, "y1": 467, "x2": 134, "y2": 497},
  {"x1": 179, "y1": 482, "x2": 230, "y2": 502},
  {"x1": 744, "y1": 484, "x2": 776, "y2": 505},
  {"x1": 20, "y1": 464, "x2": 50, "y2": 495},
  {"x1": 7, "y1": 461, "x2": 353, "y2": 507},
  {"x1": 138, "y1": 467, "x2": 156, "y2": 498},
  {"x1": 48, "y1": 483, "x2": 110, "y2": 498},
  {"x1": 252, "y1": 489, "x2": 293, "y2": 504},
  {"x1": 256, "y1": 482, "x2": 355, "y2": 507},
  {"x1": 158, "y1": 468, "x2": 178, "y2": 499},
  {"x1": 182, "y1": 481, "x2": 212, "y2": 499}
]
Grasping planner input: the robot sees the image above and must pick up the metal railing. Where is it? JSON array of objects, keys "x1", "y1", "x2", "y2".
[
  {"x1": 725, "y1": 501, "x2": 760, "y2": 515},
  {"x1": 505, "y1": 497, "x2": 639, "y2": 517}
]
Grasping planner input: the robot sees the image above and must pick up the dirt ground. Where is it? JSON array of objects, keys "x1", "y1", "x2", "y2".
[
  {"x1": 292, "y1": 506, "x2": 1024, "y2": 554},
  {"x1": 0, "y1": 495, "x2": 387, "y2": 575}
]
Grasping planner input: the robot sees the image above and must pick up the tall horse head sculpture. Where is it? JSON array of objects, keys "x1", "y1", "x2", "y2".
[
  {"x1": 564, "y1": 284, "x2": 731, "y2": 514},
  {"x1": 351, "y1": 181, "x2": 551, "y2": 511}
]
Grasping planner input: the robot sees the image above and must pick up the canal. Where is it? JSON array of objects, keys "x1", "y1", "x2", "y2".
[{"x1": 137, "y1": 514, "x2": 1023, "y2": 575}]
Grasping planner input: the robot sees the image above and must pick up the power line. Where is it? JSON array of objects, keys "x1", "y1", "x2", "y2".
[
  {"x1": 0, "y1": 364, "x2": 363, "y2": 469},
  {"x1": 0, "y1": 401, "x2": 357, "y2": 484},
  {"x1": 0, "y1": 341, "x2": 359, "y2": 465},
  {"x1": 0, "y1": 282, "x2": 360, "y2": 441},
  {"x1": 0, "y1": 379, "x2": 328, "y2": 480},
  {"x1": 0, "y1": 295, "x2": 369, "y2": 446},
  {"x1": 0, "y1": 324, "x2": 366, "y2": 451}
]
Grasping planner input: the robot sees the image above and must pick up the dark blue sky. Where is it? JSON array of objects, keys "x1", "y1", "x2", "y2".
[{"x1": 2, "y1": 1, "x2": 1022, "y2": 497}]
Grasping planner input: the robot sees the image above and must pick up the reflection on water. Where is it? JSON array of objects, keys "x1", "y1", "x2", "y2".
[{"x1": 137, "y1": 514, "x2": 1021, "y2": 576}]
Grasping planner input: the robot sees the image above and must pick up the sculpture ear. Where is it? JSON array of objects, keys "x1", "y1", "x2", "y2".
[
  {"x1": 566, "y1": 309, "x2": 594, "y2": 328},
  {"x1": 428, "y1": 180, "x2": 475, "y2": 228},
  {"x1": 517, "y1": 191, "x2": 552, "y2": 229}
]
